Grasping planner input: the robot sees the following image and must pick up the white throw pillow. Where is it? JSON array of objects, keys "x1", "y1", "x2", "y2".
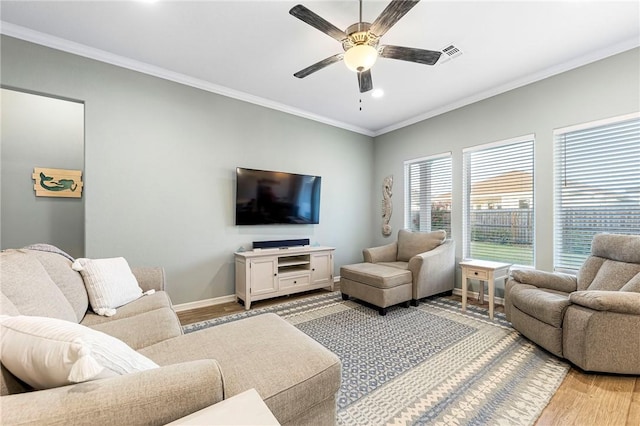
[
  {"x1": 0, "y1": 315, "x2": 159, "y2": 390},
  {"x1": 72, "y1": 257, "x2": 143, "y2": 316}
]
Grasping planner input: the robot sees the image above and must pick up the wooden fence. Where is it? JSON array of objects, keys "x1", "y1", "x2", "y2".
[
  {"x1": 411, "y1": 208, "x2": 533, "y2": 245},
  {"x1": 470, "y1": 208, "x2": 533, "y2": 245}
]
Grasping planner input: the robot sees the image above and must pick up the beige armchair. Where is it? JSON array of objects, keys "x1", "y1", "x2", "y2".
[
  {"x1": 363, "y1": 229, "x2": 455, "y2": 306},
  {"x1": 505, "y1": 233, "x2": 640, "y2": 374}
]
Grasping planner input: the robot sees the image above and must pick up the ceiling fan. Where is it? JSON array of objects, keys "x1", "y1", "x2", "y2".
[{"x1": 289, "y1": 0, "x2": 442, "y2": 93}]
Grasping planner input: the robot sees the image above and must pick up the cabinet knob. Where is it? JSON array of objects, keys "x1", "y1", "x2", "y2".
[
  {"x1": 474, "y1": 272, "x2": 478, "y2": 276},
  {"x1": 274, "y1": 273, "x2": 277, "y2": 277}
]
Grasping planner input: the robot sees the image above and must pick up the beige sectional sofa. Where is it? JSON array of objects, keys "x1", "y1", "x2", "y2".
[{"x1": 0, "y1": 247, "x2": 341, "y2": 425}]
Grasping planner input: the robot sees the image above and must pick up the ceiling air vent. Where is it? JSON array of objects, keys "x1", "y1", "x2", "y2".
[{"x1": 438, "y1": 44, "x2": 463, "y2": 64}]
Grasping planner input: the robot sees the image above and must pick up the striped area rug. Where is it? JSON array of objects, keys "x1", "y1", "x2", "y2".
[{"x1": 183, "y1": 292, "x2": 569, "y2": 426}]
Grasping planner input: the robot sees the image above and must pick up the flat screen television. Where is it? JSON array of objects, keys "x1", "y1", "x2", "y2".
[{"x1": 235, "y1": 167, "x2": 322, "y2": 225}]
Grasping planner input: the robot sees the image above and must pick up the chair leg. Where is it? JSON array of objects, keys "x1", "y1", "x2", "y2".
[
  {"x1": 341, "y1": 293, "x2": 349, "y2": 301},
  {"x1": 402, "y1": 301, "x2": 411, "y2": 308},
  {"x1": 379, "y1": 307, "x2": 387, "y2": 316},
  {"x1": 410, "y1": 299, "x2": 419, "y2": 307}
]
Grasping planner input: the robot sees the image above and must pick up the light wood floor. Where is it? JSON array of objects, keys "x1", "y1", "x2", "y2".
[{"x1": 177, "y1": 289, "x2": 639, "y2": 426}]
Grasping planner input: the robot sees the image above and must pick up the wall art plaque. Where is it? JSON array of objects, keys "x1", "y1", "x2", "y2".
[{"x1": 33, "y1": 168, "x2": 83, "y2": 198}]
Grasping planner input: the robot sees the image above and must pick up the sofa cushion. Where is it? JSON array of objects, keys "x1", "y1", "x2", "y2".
[
  {"x1": 80, "y1": 291, "x2": 174, "y2": 326},
  {"x1": 72, "y1": 257, "x2": 143, "y2": 316},
  {"x1": 620, "y1": 273, "x2": 640, "y2": 292},
  {"x1": 340, "y1": 263, "x2": 412, "y2": 289},
  {"x1": 591, "y1": 233, "x2": 640, "y2": 264},
  {"x1": 397, "y1": 229, "x2": 446, "y2": 262},
  {"x1": 1, "y1": 363, "x2": 30, "y2": 396},
  {"x1": 0, "y1": 250, "x2": 77, "y2": 322},
  {"x1": 510, "y1": 285, "x2": 571, "y2": 328},
  {"x1": 139, "y1": 313, "x2": 341, "y2": 425},
  {"x1": 27, "y1": 249, "x2": 89, "y2": 322},
  {"x1": 0, "y1": 293, "x2": 20, "y2": 317},
  {"x1": 585, "y1": 259, "x2": 640, "y2": 291},
  {"x1": 86, "y1": 307, "x2": 183, "y2": 350},
  {"x1": 0, "y1": 315, "x2": 158, "y2": 390},
  {"x1": 377, "y1": 261, "x2": 409, "y2": 270},
  {"x1": 577, "y1": 256, "x2": 607, "y2": 290}
]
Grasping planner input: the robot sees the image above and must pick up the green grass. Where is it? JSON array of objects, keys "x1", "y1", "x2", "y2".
[{"x1": 469, "y1": 241, "x2": 533, "y2": 265}]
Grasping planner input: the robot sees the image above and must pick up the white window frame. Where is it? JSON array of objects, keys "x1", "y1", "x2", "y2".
[
  {"x1": 462, "y1": 134, "x2": 535, "y2": 266},
  {"x1": 404, "y1": 152, "x2": 452, "y2": 236},
  {"x1": 553, "y1": 112, "x2": 640, "y2": 272}
]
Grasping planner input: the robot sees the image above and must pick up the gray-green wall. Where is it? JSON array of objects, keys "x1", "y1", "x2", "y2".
[
  {"x1": 373, "y1": 47, "x2": 640, "y2": 296},
  {"x1": 0, "y1": 36, "x2": 374, "y2": 305},
  {"x1": 2, "y1": 34, "x2": 638, "y2": 304},
  {"x1": 1, "y1": 88, "x2": 85, "y2": 258}
]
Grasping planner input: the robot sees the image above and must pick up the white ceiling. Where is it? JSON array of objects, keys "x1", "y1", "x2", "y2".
[{"x1": 1, "y1": 1, "x2": 639, "y2": 136}]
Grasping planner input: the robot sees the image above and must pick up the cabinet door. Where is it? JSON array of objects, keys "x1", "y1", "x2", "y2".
[
  {"x1": 311, "y1": 251, "x2": 333, "y2": 287},
  {"x1": 249, "y1": 257, "x2": 278, "y2": 295}
]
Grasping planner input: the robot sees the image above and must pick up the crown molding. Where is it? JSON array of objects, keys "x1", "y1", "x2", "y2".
[
  {"x1": 3, "y1": 21, "x2": 637, "y2": 139},
  {"x1": 373, "y1": 37, "x2": 640, "y2": 136},
  {"x1": 0, "y1": 21, "x2": 376, "y2": 137}
]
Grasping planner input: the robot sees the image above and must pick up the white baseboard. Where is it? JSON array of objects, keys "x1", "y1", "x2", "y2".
[
  {"x1": 452, "y1": 288, "x2": 505, "y2": 305},
  {"x1": 173, "y1": 295, "x2": 236, "y2": 313},
  {"x1": 174, "y1": 282, "x2": 501, "y2": 312},
  {"x1": 174, "y1": 276, "x2": 341, "y2": 313}
]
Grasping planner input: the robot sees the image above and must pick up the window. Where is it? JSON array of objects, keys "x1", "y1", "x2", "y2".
[
  {"x1": 554, "y1": 114, "x2": 640, "y2": 271},
  {"x1": 463, "y1": 136, "x2": 535, "y2": 266},
  {"x1": 404, "y1": 153, "x2": 452, "y2": 236}
]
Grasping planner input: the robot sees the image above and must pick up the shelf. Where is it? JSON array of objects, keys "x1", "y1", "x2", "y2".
[
  {"x1": 279, "y1": 259, "x2": 310, "y2": 267},
  {"x1": 278, "y1": 268, "x2": 309, "y2": 277}
]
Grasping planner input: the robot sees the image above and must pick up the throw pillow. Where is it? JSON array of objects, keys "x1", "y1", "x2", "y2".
[
  {"x1": 72, "y1": 257, "x2": 143, "y2": 316},
  {"x1": 397, "y1": 229, "x2": 447, "y2": 262},
  {"x1": 0, "y1": 315, "x2": 158, "y2": 390}
]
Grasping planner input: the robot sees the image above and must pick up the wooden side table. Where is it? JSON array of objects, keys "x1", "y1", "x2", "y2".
[
  {"x1": 166, "y1": 388, "x2": 280, "y2": 425},
  {"x1": 459, "y1": 259, "x2": 512, "y2": 319}
]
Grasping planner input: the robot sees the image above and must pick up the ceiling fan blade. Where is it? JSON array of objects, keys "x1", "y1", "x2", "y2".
[
  {"x1": 370, "y1": 0, "x2": 420, "y2": 37},
  {"x1": 289, "y1": 5, "x2": 347, "y2": 42},
  {"x1": 294, "y1": 53, "x2": 344, "y2": 79},
  {"x1": 379, "y1": 45, "x2": 441, "y2": 65},
  {"x1": 358, "y1": 69, "x2": 373, "y2": 93}
]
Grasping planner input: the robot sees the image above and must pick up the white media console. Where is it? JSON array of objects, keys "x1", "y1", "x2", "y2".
[{"x1": 234, "y1": 245, "x2": 335, "y2": 310}]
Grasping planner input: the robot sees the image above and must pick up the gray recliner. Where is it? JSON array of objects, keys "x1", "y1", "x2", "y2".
[{"x1": 505, "y1": 233, "x2": 640, "y2": 374}]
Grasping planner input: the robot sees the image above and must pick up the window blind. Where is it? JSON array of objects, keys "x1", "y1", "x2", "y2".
[
  {"x1": 554, "y1": 115, "x2": 640, "y2": 271},
  {"x1": 462, "y1": 136, "x2": 534, "y2": 266},
  {"x1": 404, "y1": 153, "x2": 452, "y2": 236}
]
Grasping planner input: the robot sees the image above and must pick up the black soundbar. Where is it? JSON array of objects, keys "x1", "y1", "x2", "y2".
[{"x1": 253, "y1": 238, "x2": 310, "y2": 250}]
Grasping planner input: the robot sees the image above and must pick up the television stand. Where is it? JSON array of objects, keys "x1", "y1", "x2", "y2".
[{"x1": 234, "y1": 246, "x2": 335, "y2": 310}]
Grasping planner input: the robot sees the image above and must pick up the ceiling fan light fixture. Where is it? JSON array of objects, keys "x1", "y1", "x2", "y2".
[
  {"x1": 344, "y1": 44, "x2": 378, "y2": 73},
  {"x1": 371, "y1": 88, "x2": 384, "y2": 98}
]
